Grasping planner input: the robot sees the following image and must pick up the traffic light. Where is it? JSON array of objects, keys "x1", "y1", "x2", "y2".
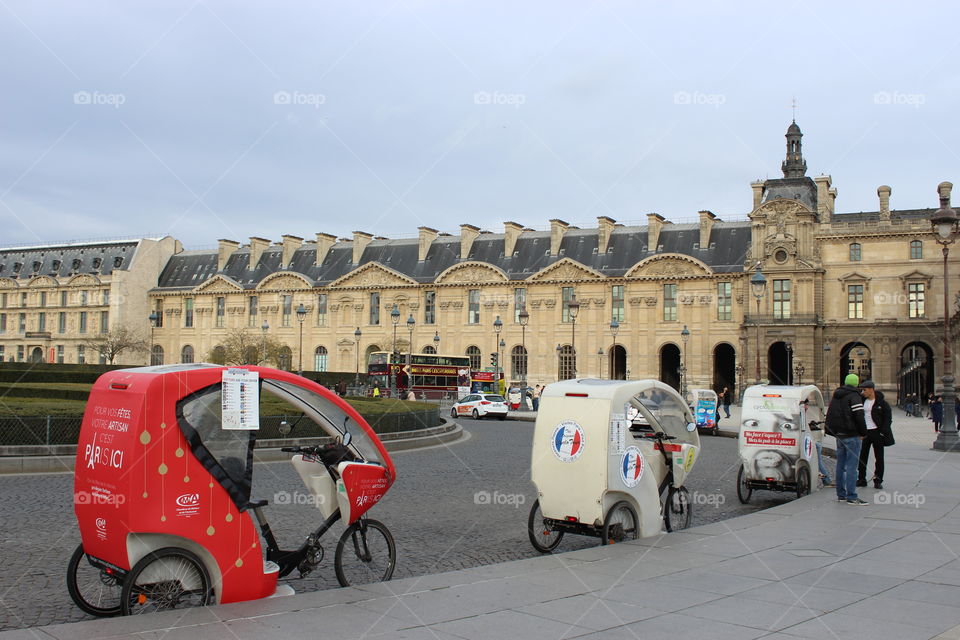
[{"x1": 490, "y1": 353, "x2": 498, "y2": 367}]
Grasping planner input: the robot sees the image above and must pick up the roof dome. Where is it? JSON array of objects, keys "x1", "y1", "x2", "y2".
[{"x1": 787, "y1": 121, "x2": 802, "y2": 135}]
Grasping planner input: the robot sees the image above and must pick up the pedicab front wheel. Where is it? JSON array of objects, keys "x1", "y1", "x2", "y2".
[
  {"x1": 664, "y1": 486, "x2": 692, "y2": 532},
  {"x1": 121, "y1": 547, "x2": 212, "y2": 615},
  {"x1": 736, "y1": 465, "x2": 752, "y2": 504},
  {"x1": 527, "y1": 499, "x2": 563, "y2": 553},
  {"x1": 334, "y1": 518, "x2": 396, "y2": 587},
  {"x1": 796, "y1": 466, "x2": 811, "y2": 499},
  {"x1": 66, "y1": 544, "x2": 122, "y2": 617},
  {"x1": 601, "y1": 500, "x2": 639, "y2": 545}
]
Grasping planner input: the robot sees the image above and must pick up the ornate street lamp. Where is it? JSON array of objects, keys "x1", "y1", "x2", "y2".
[
  {"x1": 785, "y1": 341, "x2": 793, "y2": 385},
  {"x1": 750, "y1": 263, "x2": 768, "y2": 384},
  {"x1": 931, "y1": 182, "x2": 960, "y2": 451},
  {"x1": 680, "y1": 325, "x2": 690, "y2": 395},
  {"x1": 493, "y1": 315, "x2": 503, "y2": 387},
  {"x1": 390, "y1": 304, "x2": 400, "y2": 396},
  {"x1": 597, "y1": 348, "x2": 604, "y2": 379},
  {"x1": 354, "y1": 327, "x2": 362, "y2": 385},
  {"x1": 499, "y1": 338, "x2": 506, "y2": 391},
  {"x1": 568, "y1": 294, "x2": 580, "y2": 378},
  {"x1": 556, "y1": 343, "x2": 562, "y2": 381},
  {"x1": 296, "y1": 303, "x2": 307, "y2": 375},
  {"x1": 148, "y1": 311, "x2": 158, "y2": 365},
  {"x1": 794, "y1": 360, "x2": 805, "y2": 386},
  {"x1": 405, "y1": 314, "x2": 415, "y2": 396},
  {"x1": 518, "y1": 308, "x2": 529, "y2": 383},
  {"x1": 610, "y1": 318, "x2": 620, "y2": 380},
  {"x1": 823, "y1": 343, "x2": 832, "y2": 390}
]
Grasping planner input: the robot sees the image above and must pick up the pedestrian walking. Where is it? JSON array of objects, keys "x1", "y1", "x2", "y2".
[
  {"x1": 904, "y1": 393, "x2": 915, "y2": 417},
  {"x1": 372, "y1": 384, "x2": 381, "y2": 398},
  {"x1": 931, "y1": 396, "x2": 944, "y2": 432},
  {"x1": 720, "y1": 386, "x2": 732, "y2": 418},
  {"x1": 336, "y1": 379, "x2": 347, "y2": 397},
  {"x1": 856, "y1": 380, "x2": 894, "y2": 490},
  {"x1": 825, "y1": 373, "x2": 869, "y2": 505},
  {"x1": 532, "y1": 384, "x2": 542, "y2": 411}
]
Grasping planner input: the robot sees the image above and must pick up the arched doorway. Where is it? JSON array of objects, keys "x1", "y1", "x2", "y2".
[
  {"x1": 659, "y1": 343, "x2": 681, "y2": 391},
  {"x1": 557, "y1": 345, "x2": 575, "y2": 380},
  {"x1": 609, "y1": 345, "x2": 626, "y2": 380},
  {"x1": 314, "y1": 346, "x2": 328, "y2": 372},
  {"x1": 511, "y1": 345, "x2": 528, "y2": 381},
  {"x1": 713, "y1": 343, "x2": 736, "y2": 395},
  {"x1": 899, "y1": 342, "x2": 933, "y2": 404},
  {"x1": 29, "y1": 347, "x2": 43, "y2": 363},
  {"x1": 840, "y1": 342, "x2": 872, "y2": 383},
  {"x1": 767, "y1": 342, "x2": 789, "y2": 385}
]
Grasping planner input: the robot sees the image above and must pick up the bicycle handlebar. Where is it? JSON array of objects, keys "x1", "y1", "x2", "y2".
[{"x1": 640, "y1": 432, "x2": 677, "y2": 441}]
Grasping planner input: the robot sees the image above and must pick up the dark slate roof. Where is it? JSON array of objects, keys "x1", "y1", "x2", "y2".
[
  {"x1": 156, "y1": 222, "x2": 753, "y2": 291},
  {"x1": 831, "y1": 207, "x2": 938, "y2": 224},
  {"x1": 761, "y1": 176, "x2": 819, "y2": 212},
  {"x1": 0, "y1": 240, "x2": 140, "y2": 281}
]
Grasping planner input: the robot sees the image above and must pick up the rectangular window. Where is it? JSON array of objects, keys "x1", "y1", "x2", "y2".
[
  {"x1": 910, "y1": 240, "x2": 923, "y2": 260},
  {"x1": 77, "y1": 345, "x2": 85, "y2": 364},
  {"x1": 0, "y1": 314, "x2": 4, "y2": 333},
  {"x1": 154, "y1": 300, "x2": 163, "y2": 328},
  {"x1": 100, "y1": 310, "x2": 109, "y2": 333},
  {"x1": 0, "y1": 346, "x2": 5, "y2": 362},
  {"x1": 908, "y1": 283, "x2": 925, "y2": 318},
  {"x1": 79, "y1": 311, "x2": 87, "y2": 333},
  {"x1": 611, "y1": 285, "x2": 624, "y2": 323},
  {"x1": 468, "y1": 290, "x2": 480, "y2": 324},
  {"x1": 80, "y1": 290, "x2": 88, "y2": 306},
  {"x1": 561, "y1": 287, "x2": 575, "y2": 323},
  {"x1": 56, "y1": 345, "x2": 64, "y2": 364},
  {"x1": 58, "y1": 312, "x2": 66, "y2": 333},
  {"x1": 717, "y1": 282, "x2": 732, "y2": 321},
  {"x1": 60, "y1": 291, "x2": 67, "y2": 307},
  {"x1": 184, "y1": 298, "x2": 194, "y2": 328},
  {"x1": 424, "y1": 291, "x2": 436, "y2": 324},
  {"x1": 368, "y1": 292, "x2": 380, "y2": 325},
  {"x1": 20, "y1": 292, "x2": 27, "y2": 307},
  {"x1": 39, "y1": 291, "x2": 46, "y2": 307},
  {"x1": 102, "y1": 290, "x2": 109, "y2": 306},
  {"x1": 18, "y1": 313, "x2": 26, "y2": 333},
  {"x1": 248, "y1": 296, "x2": 258, "y2": 327},
  {"x1": 17, "y1": 345, "x2": 24, "y2": 362},
  {"x1": 849, "y1": 243, "x2": 862, "y2": 262},
  {"x1": 316, "y1": 294, "x2": 327, "y2": 327},
  {"x1": 514, "y1": 288, "x2": 526, "y2": 323},
  {"x1": 216, "y1": 297, "x2": 225, "y2": 327},
  {"x1": 773, "y1": 279, "x2": 791, "y2": 319},
  {"x1": 0, "y1": 293, "x2": 6, "y2": 308},
  {"x1": 283, "y1": 295, "x2": 293, "y2": 327},
  {"x1": 847, "y1": 285, "x2": 864, "y2": 319},
  {"x1": 663, "y1": 284, "x2": 677, "y2": 322},
  {"x1": 37, "y1": 312, "x2": 46, "y2": 333}
]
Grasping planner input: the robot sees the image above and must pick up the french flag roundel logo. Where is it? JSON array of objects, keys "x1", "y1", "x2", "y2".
[
  {"x1": 803, "y1": 435, "x2": 813, "y2": 460},
  {"x1": 552, "y1": 421, "x2": 585, "y2": 462},
  {"x1": 621, "y1": 446, "x2": 644, "y2": 488}
]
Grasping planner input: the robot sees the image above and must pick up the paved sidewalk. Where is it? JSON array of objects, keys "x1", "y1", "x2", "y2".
[{"x1": 10, "y1": 405, "x2": 960, "y2": 639}]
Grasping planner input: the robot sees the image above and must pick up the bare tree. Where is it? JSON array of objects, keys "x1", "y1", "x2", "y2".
[
  {"x1": 208, "y1": 328, "x2": 285, "y2": 366},
  {"x1": 83, "y1": 326, "x2": 150, "y2": 364}
]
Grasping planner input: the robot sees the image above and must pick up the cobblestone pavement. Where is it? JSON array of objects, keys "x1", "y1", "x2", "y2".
[{"x1": 0, "y1": 418, "x2": 795, "y2": 631}]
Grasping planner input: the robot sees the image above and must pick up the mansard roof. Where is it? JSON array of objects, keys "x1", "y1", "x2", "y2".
[
  {"x1": 156, "y1": 222, "x2": 753, "y2": 291},
  {"x1": 0, "y1": 239, "x2": 141, "y2": 281}
]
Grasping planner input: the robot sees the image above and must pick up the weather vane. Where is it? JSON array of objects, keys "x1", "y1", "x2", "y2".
[{"x1": 791, "y1": 97, "x2": 798, "y2": 122}]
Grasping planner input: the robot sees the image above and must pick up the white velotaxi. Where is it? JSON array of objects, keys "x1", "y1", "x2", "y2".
[{"x1": 451, "y1": 393, "x2": 509, "y2": 420}]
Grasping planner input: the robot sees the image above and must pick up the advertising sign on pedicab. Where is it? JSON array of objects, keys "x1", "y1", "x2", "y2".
[{"x1": 686, "y1": 388, "x2": 718, "y2": 435}]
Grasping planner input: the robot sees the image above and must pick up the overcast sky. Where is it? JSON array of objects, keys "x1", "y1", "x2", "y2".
[{"x1": 1, "y1": 1, "x2": 957, "y2": 248}]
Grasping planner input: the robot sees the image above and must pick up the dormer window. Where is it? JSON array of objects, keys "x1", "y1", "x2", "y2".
[
  {"x1": 51, "y1": 260, "x2": 61, "y2": 272},
  {"x1": 72, "y1": 259, "x2": 82, "y2": 271},
  {"x1": 92, "y1": 257, "x2": 102, "y2": 270},
  {"x1": 12, "y1": 262, "x2": 21, "y2": 274},
  {"x1": 32, "y1": 261, "x2": 41, "y2": 273},
  {"x1": 113, "y1": 256, "x2": 124, "y2": 269}
]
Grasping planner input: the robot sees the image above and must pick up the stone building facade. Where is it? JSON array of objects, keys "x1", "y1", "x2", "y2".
[
  {"x1": 0, "y1": 237, "x2": 181, "y2": 364},
  {"x1": 146, "y1": 122, "x2": 958, "y2": 400}
]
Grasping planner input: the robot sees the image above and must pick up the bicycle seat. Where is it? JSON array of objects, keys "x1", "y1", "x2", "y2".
[{"x1": 241, "y1": 499, "x2": 269, "y2": 512}]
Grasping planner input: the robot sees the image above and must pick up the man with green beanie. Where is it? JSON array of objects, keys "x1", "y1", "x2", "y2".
[{"x1": 825, "y1": 373, "x2": 869, "y2": 504}]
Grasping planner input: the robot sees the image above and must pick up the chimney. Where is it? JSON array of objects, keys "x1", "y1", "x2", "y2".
[
  {"x1": 503, "y1": 221, "x2": 523, "y2": 258},
  {"x1": 814, "y1": 175, "x2": 832, "y2": 221},
  {"x1": 647, "y1": 213, "x2": 668, "y2": 251},
  {"x1": 750, "y1": 181, "x2": 765, "y2": 210},
  {"x1": 698, "y1": 211, "x2": 717, "y2": 248},
  {"x1": 315, "y1": 233, "x2": 336, "y2": 266},
  {"x1": 352, "y1": 231, "x2": 373, "y2": 264},
  {"x1": 248, "y1": 237, "x2": 270, "y2": 271},
  {"x1": 938, "y1": 181, "x2": 953, "y2": 204},
  {"x1": 878, "y1": 185, "x2": 892, "y2": 221},
  {"x1": 549, "y1": 219, "x2": 569, "y2": 257},
  {"x1": 828, "y1": 188, "x2": 838, "y2": 217},
  {"x1": 597, "y1": 216, "x2": 615, "y2": 254},
  {"x1": 217, "y1": 239, "x2": 239, "y2": 271},
  {"x1": 281, "y1": 234, "x2": 303, "y2": 269},
  {"x1": 418, "y1": 226, "x2": 438, "y2": 262},
  {"x1": 460, "y1": 224, "x2": 480, "y2": 260}
]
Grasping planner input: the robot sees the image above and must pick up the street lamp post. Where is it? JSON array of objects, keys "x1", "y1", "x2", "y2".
[
  {"x1": 931, "y1": 182, "x2": 960, "y2": 451},
  {"x1": 405, "y1": 314, "x2": 415, "y2": 397},
  {"x1": 794, "y1": 360, "x2": 805, "y2": 386},
  {"x1": 354, "y1": 327, "x2": 362, "y2": 385},
  {"x1": 493, "y1": 315, "x2": 503, "y2": 387},
  {"x1": 261, "y1": 321, "x2": 269, "y2": 365},
  {"x1": 597, "y1": 348, "x2": 604, "y2": 379},
  {"x1": 499, "y1": 338, "x2": 506, "y2": 391},
  {"x1": 823, "y1": 343, "x2": 832, "y2": 391},
  {"x1": 785, "y1": 341, "x2": 793, "y2": 385},
  {"x1": 518, "y1": 308, "x2": 529, "y2": 383},
  {"x1": 390, "y1": 304, "x2": 400, "y2": 396},
  {"x1": 556, "y1": 344, "x2": 562, "y2": 381},
  {"x1": 750, "y1": 263, "x2": 768, "y2": 384},
  {"x1": 569, "y1": 295, "x2": 580, "y2": 378},
  {"x1": 680, "y1": 325, "x2": 690, "y2": 395},
  {"x1": 734, "y1": 364, "x2": 744, "y2": 401},
  {"x1": 296, "y1": 303, "x2": 307, "y2": 375},
  {"x1": 148, "y1": 311, "x2": 158, "y2": 365},
  {"x1": 610, "y1": 319, "x2": 620, "y2": 380}
]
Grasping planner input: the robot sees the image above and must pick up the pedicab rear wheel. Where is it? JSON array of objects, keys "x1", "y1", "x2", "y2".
[
  {"x1": 67, "y1": 544, "x2": 122, "y2": 617},
  {"x1": 121, "y1": 547, "x2": 212, "y2": 615},
  {"x1": 527, "y1": 499, "x2": 563, "y2": 553},
  {"x1": 451, "y1": 407, "x2": 458, "y2": 418},
  {"x1": 736, "y1": 465, "x2": 752, "y2": 504},
  {"x1": 664, "y1": 486, "x2": 692, "y2": 532},
  {"x1": 796, "y1": 466, "x2": 811, "y2": 498},
  {"x1": 334, "y1": 518, "x2": 396, "y2": 587},
  {"x1": 601, "y1": 500, "x2": 639, "y2": 545}
]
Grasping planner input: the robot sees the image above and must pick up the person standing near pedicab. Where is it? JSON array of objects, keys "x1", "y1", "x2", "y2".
[
  {"x1": 825, "y1": 373, "x2": 869, "y2": 505},
  {"x1": 719, "y1": 386, "x2": 732, "y2": 419},
  {"x1": 856, "y1": 380, "x2": 894, "y2": 490},
  {"x1": 931, "y1": 396, "x2": 944, "y2": 432}
]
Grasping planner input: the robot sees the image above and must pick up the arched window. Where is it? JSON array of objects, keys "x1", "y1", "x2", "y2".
[
  {"x1": 557, "y1": 345, "x2": 575, "y2": 380},
  {"x1": 150, "y1": 345, "x2": 164, "y2": 366},
  {"x1": 180, "y1": 345, "x2": 194, "y2": 364},
  {"x1": 422, "y1": 345, "x2": 436, "y2": 354},
  {"x1": 466, "y1": 346, "x2": 481, "y2": 371},
  {"x1": 910, "y1": 240, "x2": 923, "y2": 259},
  {"x1": 210, "y1": 345, "x2": 226, "y2": 365},
  {"x1": 314, "y1": 346, "x2": 328, "y2": 372},
  {"x1": 849, "y1": 242, "x2": 861, "y2": 262},
  {"x1": 278, "y1": 346, "x2": 292, "y2": 371},
  {"x1": 511, "y1": 345, "x2": 528, "y2": 380}
]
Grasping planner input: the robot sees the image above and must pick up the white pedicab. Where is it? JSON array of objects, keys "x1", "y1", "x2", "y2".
[
  {"x1": 686, "y1": 388, "x2": 719, "y2": 435},
  {"x1": 736, "y1": 384, "x2": 826, "y2": 503},
  {"x1": 527, "y1": 379, "x2": 701, "y2": 553}
]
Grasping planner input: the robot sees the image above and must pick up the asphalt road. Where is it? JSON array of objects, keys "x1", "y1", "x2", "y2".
[{"x1": 0, "y1": 417, "x2": 798, "y2": 631}]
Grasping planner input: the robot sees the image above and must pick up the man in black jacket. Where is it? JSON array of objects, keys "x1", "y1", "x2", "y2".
[
  {"x1": 857, "y1": 380, "x2": 894, "y2": 489},
  {"x1": 825, "y1": 373, "x2": 869, "y2": 504}
]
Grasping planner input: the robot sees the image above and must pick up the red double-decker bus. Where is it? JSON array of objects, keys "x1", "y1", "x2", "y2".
[{"x1": 367, "y1": 352, "x2": 472, "y2": 400}]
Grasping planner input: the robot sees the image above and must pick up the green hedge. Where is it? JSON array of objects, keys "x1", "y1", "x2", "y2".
[{"x1": 0, "y1": 384, "x2": 90, "y2": 401}]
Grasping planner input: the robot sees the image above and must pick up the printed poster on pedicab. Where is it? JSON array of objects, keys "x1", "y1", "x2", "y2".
[
  {"x1": 221, "y1": 369, "x2": 259, "y2": 430},
  {"x1": 694, "y1": 398, "x2": 717, "y2": 429},
  {"x1": 740, "y1": 395, "x2": 803, "y2": 482}
]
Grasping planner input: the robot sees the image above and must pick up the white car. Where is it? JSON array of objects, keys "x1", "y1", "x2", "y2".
[{"x1": 451, "y1": 393, "x2": 509, "y2": 420}]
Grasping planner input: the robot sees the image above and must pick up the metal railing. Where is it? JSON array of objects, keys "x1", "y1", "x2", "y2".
[{"x1": 743, "y1": 314, "x2": 822, "y2": 326}]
